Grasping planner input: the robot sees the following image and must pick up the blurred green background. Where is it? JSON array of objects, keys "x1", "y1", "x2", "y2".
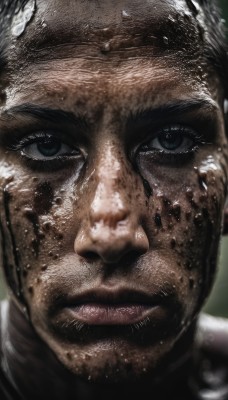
[
  {"x1": 0, "y1": 1, "x2": 228, "y2": 318},
  {"x1": 199, "y1": 0, "x2": 228, "y2": 318}
]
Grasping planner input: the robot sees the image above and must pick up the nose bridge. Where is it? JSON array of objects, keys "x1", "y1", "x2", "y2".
[
  {"x1": 75, "y1": 142, "x2": 149, "y2": 262},
  {"x1": 90, "y1": 146, "x2": 129, "y2": 227}
]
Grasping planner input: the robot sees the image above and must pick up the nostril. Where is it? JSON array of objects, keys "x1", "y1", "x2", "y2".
[
  {"x1": 80, "y1": 251, "x2": 100, "y2": 262},
  {"x1": 75, "y1": 218, "x2": 149, "y2": 264}
]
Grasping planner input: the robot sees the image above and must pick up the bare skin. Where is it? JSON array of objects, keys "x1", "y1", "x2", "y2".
[{"x1": 0, "y1": 0, "x2": 228, "y2": 399}]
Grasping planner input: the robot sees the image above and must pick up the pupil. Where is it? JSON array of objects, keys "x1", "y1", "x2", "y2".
[
  {"x1": 159, "y1": 132, "x2": 182, "y2": 150},
  {"x1": 37, "y1": 140, "x2": 61, "y2": 157}
]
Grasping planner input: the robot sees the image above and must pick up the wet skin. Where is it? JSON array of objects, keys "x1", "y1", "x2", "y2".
[{"x1": 0, "y1": 0, "x2": 228, "y2": 396}]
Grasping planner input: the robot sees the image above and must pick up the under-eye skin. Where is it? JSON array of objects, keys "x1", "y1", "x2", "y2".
[
  {"x1": 136, "y1": 124, "x2": 206, "y2": 163},
  {"x1": 8, "y1": 131, "x2": 85, "y2": 171}
]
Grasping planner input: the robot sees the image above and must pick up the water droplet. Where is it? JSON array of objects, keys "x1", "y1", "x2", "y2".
[
  {"x1": 168, "y1": 222, "x2": 173, "y2": 229},
  {"x1": 122, "y1": 10, "x2": 130, "y2": 18},
  {"x1": 41, "y1": 20, "x2": 47, "y2": 28},
  {"x1": 43, "y1": 221, "x2": 51, "y2": 231},
  {"x1": 11, "y1": 0, "x2": 36, "y2": 38},
  {"x1": 101, "y1": 42, "x2": 111, "y2": 53},
  {"x1": 22, "y1": 306, "x2": 27, "y2": 315},
  {"x1": 163, "y1": 36, "x2": 169, "y2": 45},
  {"x1": 55, "y1": 197, "x2": 62, "y2": 205},
  {"x1": 194, "y1": 213, "x2": 203, "y2": 226},
  {"x1": 168, "y1": 14, "x2": 175, "y2": 23},
  {"x1": 198, "y1": 171, "x2": 208, "y2": 191}
]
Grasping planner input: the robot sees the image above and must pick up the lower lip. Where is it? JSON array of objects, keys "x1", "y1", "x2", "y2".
[{"x1": 64, "y1": 303, "x2": 163, "y2": 325}]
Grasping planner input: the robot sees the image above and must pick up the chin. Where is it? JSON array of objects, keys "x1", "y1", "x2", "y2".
[{"x1": 37, "y1": 326, "x2": 177, "y2": 383}]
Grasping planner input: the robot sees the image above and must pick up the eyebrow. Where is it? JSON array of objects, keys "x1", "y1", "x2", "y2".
[
  {"x1": 2, "y1": 98, "x2": 217, "y2": 127},
  {"x1": 3, "y1": 103, "x2": 86, "y2": 126},
  {"x1": 127, "y1": 99, "x2": 218, "y2": 124}
]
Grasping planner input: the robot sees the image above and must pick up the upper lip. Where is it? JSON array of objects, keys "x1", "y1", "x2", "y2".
[{"x1": 61, "y1": 287, "x2": 169, "y2": 307}]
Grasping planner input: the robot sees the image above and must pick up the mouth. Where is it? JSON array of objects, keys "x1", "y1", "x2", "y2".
[{"x1": 55, "y1": 287, "x2": 170, "y2": 326}]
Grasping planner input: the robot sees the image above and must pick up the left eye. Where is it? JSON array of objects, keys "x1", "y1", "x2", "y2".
[
  {"x1": 22, "y1": 137, "x2": 79, "y2": 160},
  {"x1": 140, "y1": 125, "x2": 196, "y2": 154}
]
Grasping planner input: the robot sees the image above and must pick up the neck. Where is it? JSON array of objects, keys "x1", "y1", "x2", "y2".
[
  {"x1": 0, "y1": 298, "x2": 81, "y2": 400},
  {"x1": 0, "y1": 298, "x2": 196, "y2": 400}
]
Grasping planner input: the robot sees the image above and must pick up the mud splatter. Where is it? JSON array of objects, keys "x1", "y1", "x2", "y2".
[
  {"x1": 34, "y1": 181, "x2": 54, "y2": 215},
  {"x1": 24, "y1": 208, "x2": 41, "y2": 257},
  {"x1": 142, "y1": 177, "x2": 153, "y2": 198},
  {"x1": 154, "y1": 213, "x2": 162, "y2": 228},
  {"x1": 3, "y1": 188, "x2": 24, "y2": 302},
  {"x1": 170, "y1": 203, "x2": 181, "y2": 221},
  {"x1": 0, "y1": 220, "x2": 17, "y2": 294}
]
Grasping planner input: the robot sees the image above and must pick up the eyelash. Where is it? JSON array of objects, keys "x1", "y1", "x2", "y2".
[
  {"x1": 6, "y1": 123, "x2": 208, "y2": 173},
  {"x1": 8, "y1": 131, "x2": 84, "y2": 171},
  {"x1": 136, "y1": 124, "x2": 207, "y2": 160},
  {"x1": 9, "y1": 132, "x2": 66, "y2": 150}
]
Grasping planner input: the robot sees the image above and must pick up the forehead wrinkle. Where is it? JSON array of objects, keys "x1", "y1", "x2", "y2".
[
  {"x1": 5, "y1": 65, "x2": 214, "y2": 121},
  {"x1": 8, "y1": 44, "x2": 201, "y2": 93},
  {"x1": 11, "y1": 1, "x2": 201, "y2": 67}
]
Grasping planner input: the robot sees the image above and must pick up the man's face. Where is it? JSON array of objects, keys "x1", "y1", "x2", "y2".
[{"x1": 0, "y1": 0, "x2": 227, "y2": 382}]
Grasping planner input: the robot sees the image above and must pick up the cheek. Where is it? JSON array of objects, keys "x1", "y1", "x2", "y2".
[
  {"x1": 0, "y1": 169, "x2": 65, "y2": 305},
  {"x1": 142, "y1": 158, "x2": 226, "y2": 306}
]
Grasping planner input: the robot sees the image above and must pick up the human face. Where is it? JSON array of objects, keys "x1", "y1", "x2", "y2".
[{"x1": 0, "y1": 0, "x2": 227, "y2": 383}]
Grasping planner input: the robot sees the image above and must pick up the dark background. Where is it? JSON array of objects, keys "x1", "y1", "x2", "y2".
[
  {"x1": 0, "y1": 1, "x2": 228, "y2": 318},
  {"x1": 221, "y1": 0, "x2": 228, "y2": 24},
  {"x1": 202, "y1": 0, "x2": 228, "y2": 317}
]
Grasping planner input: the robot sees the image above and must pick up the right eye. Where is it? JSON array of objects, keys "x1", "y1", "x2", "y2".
[
  {"x1": 22, "y1": 137, "x2": 79, "y2": 160},
  {"x1": 18, "y1": 133, "x2": 82, "y2": 161}
]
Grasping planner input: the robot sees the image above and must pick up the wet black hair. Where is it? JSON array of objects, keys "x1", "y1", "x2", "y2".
[{"x1": 0, "y1": 0, "x2": 228, "y2": 95}]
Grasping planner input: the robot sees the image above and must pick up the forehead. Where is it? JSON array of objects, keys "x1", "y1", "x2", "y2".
[
  {"x1": 9, "y1": 0, "x2": 202, "y2": 66},
  {"x1": 4, "y1": 0, "x2": 216, "y2": 117},
  {"x1": 33, "y1": 0, "x2": 193, "y2": 33}
]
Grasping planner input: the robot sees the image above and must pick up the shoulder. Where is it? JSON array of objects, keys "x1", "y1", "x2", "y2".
[
  {"x1": 190, "y1": 313, "x2": 228, "y2": 400},
  {"x1": 196, "y1": 312, "x2": 228, "y2": 358},
  {"x1": 0, "y1": 300, "x2": 22, "y2": 400}
]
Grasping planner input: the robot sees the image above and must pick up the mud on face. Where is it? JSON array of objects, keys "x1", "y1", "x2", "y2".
[{"x1": 0, "y1": 0, "x2": 227, "y2": 383}]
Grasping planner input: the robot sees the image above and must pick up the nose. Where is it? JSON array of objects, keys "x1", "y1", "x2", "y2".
[{"x1": 74, "y1": 148, "x2": 149, "y2": 263}]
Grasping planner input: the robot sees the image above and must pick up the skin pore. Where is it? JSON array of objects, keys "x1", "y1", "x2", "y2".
[{"x1": 0, "y1": 0, "x2": 228, "y2": 398}]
